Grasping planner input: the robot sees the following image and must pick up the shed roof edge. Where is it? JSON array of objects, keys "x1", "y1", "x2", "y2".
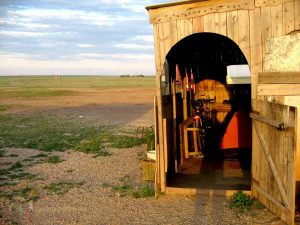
[{"x1": 145, "y1": 0, "x2": 208, "y2": 10}]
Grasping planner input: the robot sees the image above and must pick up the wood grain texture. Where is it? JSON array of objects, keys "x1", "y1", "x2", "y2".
[
  {"x1": 261, "y1": 6, "x2": 272, "y2": 59},
  {"x1": 283, "y1": 1, "x2": 295, "y2": 34},
  {"x1": 226, "y1": 10, "x2": 239, "y2": 43},
  {"x1": 252, "y1": 99, "x2": 296, "y2": 225},
  {"x1": 192, "y1": 16, "x2": 204, "y2": 33},
  {"x1": 255, "y1": 0, "x2": 292, "y2": 7},
  {"x1": 238, "y1": 10, "x2": 251, "y2": 63},
  {"x1": 295, "y1": 0, "x2": 300, "y2": 30},
  {"x1": 258, "y1": 72, "x2": 300, "y2": 84},
  {"x1": 257, "y1": 84, "x2": 300, "y2": 95},
  {"x1": 271, "y1": 4, "x2": 284, "y2": 38},
  {"x1": 249, "y1": 8, "x2": 263, "y2": 99},
  {"x1": 148, "y1": 0, "x2": 255, "y2": 24}
]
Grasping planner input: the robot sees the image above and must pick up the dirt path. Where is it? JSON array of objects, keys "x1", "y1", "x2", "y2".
[{"x1": 0, "y1": 87, "x2": 287, "y2": 225}]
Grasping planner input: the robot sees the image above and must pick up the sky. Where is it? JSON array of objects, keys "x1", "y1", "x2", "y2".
[{"x1": 0, "y1": 0, "x2": 169, "y2": 75}]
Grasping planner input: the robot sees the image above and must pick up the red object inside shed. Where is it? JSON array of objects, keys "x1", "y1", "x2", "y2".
[{"x1": 220, "y1": 111, "x2": 252, "y2": 149}]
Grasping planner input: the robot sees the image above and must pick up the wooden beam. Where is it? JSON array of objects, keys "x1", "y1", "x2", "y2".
[
  {"x1": 253, "y1": 120, "x2": 291, "y2": 210},
  {"x1": 166, "y1": 187, "x2": 252, "y2": 196},
  {"x1": 250, "y1": 112, "x2": 294, "y2": 129},
  {"x1": 255, "y1": 0, "x2": 292, "y2": 7},
  {"x1": 249, "y1": 7, "x2": 263, "y2": 99},
  {"x1": 148, "y1": 0, "x2": 255, "y2": 24},
  {"x1": 252, "y1": 182, "x2": 288, "y2": 212},
  {"x1": 163, "y1": 118, "x2": 168, "y2": 174},
  {"x1": 258, "y1": 72, "x2": 300, "y2": 84},
  {"x1": 257, "y1": 84, "x2": 300, "y2": 96}
]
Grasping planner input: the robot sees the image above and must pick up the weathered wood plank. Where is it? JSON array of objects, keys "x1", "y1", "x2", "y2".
[
  {"x1": 192, "y1": 16, "x2": 204, "y2": 33},
  {"x1": 171, "y1": 81, "x2": 178, "y2": 172},
  {"x1": 250, "y1": 113, "x2": 294, "y2": 129},
  {"x1": 161, "y1": 20, "x2": 178, "y2": 58},
  {"x1": 283, "y1": 1, "x2": 295, "y2": 34},
  {"x1": 163, "y1": 118, "x2": 168, "y2": 173},
  {"x1": 148, "y1": 0, "x2": 255, "y2": 24},
  {"x1": 255, "y1": 0, "x2": 292, "y2": 7},
  {"x1": 219, "y1": 12, "x2": 227, "y2": 36},
  {"x1": 295, "y1": 0, "x2": 300, "y2": 30},
  {"x1": 249, "y1": 8, "x2": 263, "y2": 99},
  {"x1": 257, "y1": 84, "x2": 300, "y2": 95},
  {"x1": 203, "y1": 13, "x2": 216, "y2": 33},
  {"x1": 153, "y1": 24, "x2": 162, "y2": 77},
  {"x1": 166, "y1": 187, "x2": 252, "y2": 196},
  {"x1": 203, "y1": 13, "x2": 221, "y2": 34},
  {"x1": 227, "y1": 10, "x2": 239, "y2": 43},
  {"x1": 271, "y1": 4, "x2": 284, "y2": 38},
  {"x1": 252, "y1": 100, "x2": 296, "y2": 225},
  {"x1": 252, "y1": 182, "x2": 287, "y2": 211},
  {"x1": 177, "y1": 18, "x2": 193, "y2": 42},
  {"x1": 261, "y1": 7, "x2": 272, "y2": 59},
  {"x1": 258, "y1": 72, "x2": 300, "y2": 84},
  {"x1": 238, "y1": 10, "x2": 251, "y2": 64}
]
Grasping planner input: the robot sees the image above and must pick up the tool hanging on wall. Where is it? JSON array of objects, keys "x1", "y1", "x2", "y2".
[
  {"x1": 185, "y1": 67, "x2": 190, "y2": 92},
  {"x1": 190, "y1": 68, "x2": 196, "y2": 95},
  {"x1": 175, "y1": 64, "x2": 182, "y2": 87}
]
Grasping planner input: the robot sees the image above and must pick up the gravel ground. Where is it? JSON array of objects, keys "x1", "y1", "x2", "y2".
[
  {"x1": 0, "y1": 87, "x2": 290, "y2": 225},
  {"x1": 0, "y1": 147, "x2": 287, "y2": 225}
]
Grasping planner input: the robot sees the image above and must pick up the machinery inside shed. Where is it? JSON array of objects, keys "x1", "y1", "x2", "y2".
[{"x1": 161, "y1": 33, "x2": 252, "y2": 190}]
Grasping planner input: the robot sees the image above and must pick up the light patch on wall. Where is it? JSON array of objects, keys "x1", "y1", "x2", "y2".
[{"x1": 264, "y1": 33, "x2": 300, "y2": 72}]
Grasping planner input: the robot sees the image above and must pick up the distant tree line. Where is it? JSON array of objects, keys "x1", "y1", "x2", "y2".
[{"x1": 120, "y1": 74, "x2": 145, "y2": 77}]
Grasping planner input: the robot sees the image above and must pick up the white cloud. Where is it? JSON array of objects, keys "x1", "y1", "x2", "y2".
[
  {"x1": 0, "y1": 17, "x2": 57, "y2": 29},
  {"x1": 0, "y1": 30, "x2": 64, "y2": 37},
  {"x1": 77, "y1": 44, "x2": 96, "y2": 48},
  {"x1": 102, "y1": 0, "x2": 132, "y2": 4},
  {"x1": 113, "y1": 43, "x2": 153, "y2": 50},
  {"x1": 0, "y1": 53, "x2": 155, "y2": 75},
  {"x1": 121, "y1": 3, "x2": 148, "y2": 13},
  {"x1": 132, "y1": 35, "x2": 154, "y2": 43},
  {"x1": 76, "y1": 53, "x2": 154, "y2": 61},
  {"x1": 7, "y1": 8, "x2": 144, "y2": 27}
]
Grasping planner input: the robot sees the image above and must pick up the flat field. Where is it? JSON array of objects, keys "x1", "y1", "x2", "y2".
[{"x1": 0, "y1": 76, "x2": 281, "y2": 225}]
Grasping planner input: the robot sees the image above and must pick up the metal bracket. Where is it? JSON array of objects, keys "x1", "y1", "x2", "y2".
[{"x1": 250, "y1": 113, "x2": 293, "y2": 131}]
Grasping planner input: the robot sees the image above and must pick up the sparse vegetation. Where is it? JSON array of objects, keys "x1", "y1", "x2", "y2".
[
  {"x1": 112, "y1": 175, "x2": 154, "y2": 198},
  {"x1": 30, "y1": 153, "x2": 49, "y2": 158},
  {"x1": 109, "y1": 134, "x2": 145, "y2": 149},
  {"x1": 44, "y1": 181, "x2": 85, "y2": 195},
  {"x1": 0, "y1": 149, "x2": 5, "y2": 157},
  {"x1": 0, "y1": 186, "x2": 39, "y2": 202},
  {"x1": 0, "y1": 105, "x2": 10, "y2": 112},
  {"x1": 0, "y1": 112, "x2": 151, "y2": 154},
  {"x1": 10, "y1": 161, "x2": 23, "y2": 170},
  {"x1": 0, "y1": 182, "x2": 17, "y2": 187},
  {"x1": 8, "y1": 172, "x2": 36, "y2": 180},
  {"x1": 44, "y1": 155, "x2": 62, "y2": 164},
  {"x1": 0, "y1": 114, "x2": 102, "y2": 151},
  {"x1": 8, "y1": 153, "x2": 19, "y2": 157},
  {"x1": 76, "y1": 137, "x2": 110, "y2": 156},
  {"x1": 0, "y1": 168, "x2": 9, "y2": 176},
  {"x1": 131, "y1": 183, "x2": 155, "y2": 198},
  {"x1": 229, "y1": 191, "x2": 263, "y2": 213}
]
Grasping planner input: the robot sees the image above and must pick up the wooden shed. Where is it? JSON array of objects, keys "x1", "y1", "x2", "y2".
[{"x1": 146, "y1": 0, "x2": 300, "y2": 224}]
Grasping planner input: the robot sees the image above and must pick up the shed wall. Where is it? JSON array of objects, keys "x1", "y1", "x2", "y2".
[
  {"x1": 148, "y1": 0, "x2": 300, "y2": 193},
  {"x1": 150, "y1": 0, "x2": 300, "y2": 98}
]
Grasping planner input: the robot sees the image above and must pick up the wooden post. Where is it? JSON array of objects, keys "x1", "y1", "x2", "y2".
[{"x1": 171, "y1": 80, "x2": 178, "y2": 172}]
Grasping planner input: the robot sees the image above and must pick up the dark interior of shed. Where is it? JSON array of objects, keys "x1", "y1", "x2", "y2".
[{"x1": 162, "y1": 33, "x2": 252, "y2": 190}]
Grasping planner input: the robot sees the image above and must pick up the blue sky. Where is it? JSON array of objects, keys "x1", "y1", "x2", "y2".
[{"x1": 0, "y1": 0, "x2": 168, "y2": 75}]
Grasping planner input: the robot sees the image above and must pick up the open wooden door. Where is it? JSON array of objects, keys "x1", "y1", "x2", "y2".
[{"x1": 251, "y1": 99, "x2": 297, "y2": 225}]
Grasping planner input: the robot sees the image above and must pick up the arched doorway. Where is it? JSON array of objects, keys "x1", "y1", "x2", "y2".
[{"x1": 161, "y1": 33, "x2": 252, "y2": 190}]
